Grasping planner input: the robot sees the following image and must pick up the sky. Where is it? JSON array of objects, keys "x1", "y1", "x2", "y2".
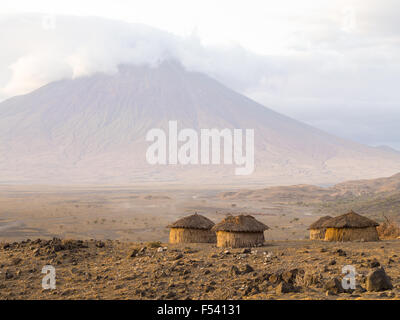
[{"x1": 0, "y1": 0, "x2": 399, "y2": 149}]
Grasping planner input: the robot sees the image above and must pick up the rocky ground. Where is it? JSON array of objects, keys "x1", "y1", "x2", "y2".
[{"x1": 0, "y1": 238, "x2": 399, "y2": 300}]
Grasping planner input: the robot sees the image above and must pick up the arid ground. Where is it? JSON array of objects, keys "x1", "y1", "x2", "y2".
[
  {"x1": 0, "y1": 179, "x2": 399, "y2": 300},
  {"x1": 0, "y1": 238, "x2": 399, "y2": 300},
  {"x1": 0, "y1": 185, "x2": 319, "y2": 243}
]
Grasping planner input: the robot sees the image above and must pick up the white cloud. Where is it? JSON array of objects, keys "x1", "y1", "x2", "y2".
[{"x1": 0, "y1": 5, "x2": 399, "y2": 149}]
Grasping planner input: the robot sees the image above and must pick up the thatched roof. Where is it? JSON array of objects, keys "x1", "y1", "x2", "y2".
[
  {"x1": 212, "y1": 215, "x2": 269, "y2": 233},
  {"x1": 167, "y1": 213, "x2": 215, "y2": 230},
  {"x1": 321, "y1": 211, "x2": 379, "y2": 229},
  {"x1": 308, "y1": 216, "x2": 333, "y2": 230}
]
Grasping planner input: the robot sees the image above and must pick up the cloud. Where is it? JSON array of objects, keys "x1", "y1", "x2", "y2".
[{"x1": 0, "y1": 9, "x2": 399, "y2": 149}]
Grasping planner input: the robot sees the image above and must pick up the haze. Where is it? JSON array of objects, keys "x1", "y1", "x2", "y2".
[{"x1": 1, "y1": 1, "x2": 400, "y2": 149}]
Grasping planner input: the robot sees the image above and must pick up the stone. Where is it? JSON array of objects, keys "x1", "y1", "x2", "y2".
[
  {"x1": 230, "y1": 266, "x2": 241, "y2": 276},
  {"x1": 174, "y1": 254, "x2": 183, "y2": 260},
  {"x1": 268, "y1": 272, "x2": 282, "y2": 284},
  {"x1": 282, "y1": 269, "x2": 299, "y2": 284},
  {"x1": 335, "y1": 249, "x2": 346, "y2": 256},
  {"x1": 324, "y1": 278, "x2": 344, "y2": 294},
  {"x1": 368, "y1": 259, "x2": 380, "y2": 268},
  {"x1": 130, "y1": 249, "x2": 139, "y2": 257},
  {"x1": 276, "y1": 282, "x2": 295, "y2": 294},
  {"x1": 241, "y1": 264, "x2": 254, "y2": 274},
  {"x1": 302, "y1": 271, "x2": 322, "y2": 287},
  {"x1": 366, "y1": 268, "x2": 393, "y2": 292}
]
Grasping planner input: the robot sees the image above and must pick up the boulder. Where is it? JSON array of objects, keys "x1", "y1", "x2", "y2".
[
  {"x1": 366, "y1": 268, "x2": 393, "y2": 292},
  {"x1": 276, "y1": 282, "x2": 296, "y2": 294},
  {"x1": 324, "y1": 278, "x2": 344, "y2": 294}
]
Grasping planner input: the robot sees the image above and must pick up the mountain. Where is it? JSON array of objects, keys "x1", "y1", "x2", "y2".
[
  {"x1": 1, "y1": 60, "x2": 400, "y2": 185},
  {"x1": 220, "y1": 172, "x2": 400, "y2": 201},
  {"x1": 219, "y1": 172, "x2": 400, "y2": 219},
  {"x1": 374, "y1": 145, "x2": 400, "y2": 155}
]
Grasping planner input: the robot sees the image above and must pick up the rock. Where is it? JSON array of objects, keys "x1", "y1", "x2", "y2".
[
  {"x1": 354, "y1": 284, "x2": 366, "y2": 293},
  {"x1": 230, "y1": 266, "x2": 241, "y2": 276},
  {"x1": 223, "y1": 250, "x2": 231, "y2": 255},
  {"x1": 174, "y1": 254, "x2": 183, "y2": 260},
  {"x1": 368, "y1": 259, "x2": 380, "y2": 268},
  {"x1": 241, "y1": 264, "x2": 254, "y2": 274},
  {"x1": 335, "y1": 249, "x2": 346, "y2": 256},
  {"x1": 320, "y1": 248, "x2": 327, "y2": 253},
  {"x1": 276, "y1": 282, "x2": 295, "y2": 294},
  {"x1": 302, "y1": 271, "x2": 322, "y2": 287},
  {"x1": 282, "y1": 269, "x2": 299, "y2": 284},
  {"x1": 95, "y1": 241, "x2": 105, "y2": 248},
  {"x1": 11, "y1": 258, "x2": 22, "y2": 266},
  {"x1": 324, "y1": 278, "x2": 344, "y2": 294},
  {"x1": 205, "y1": 285, "x2": 215, "y2": 292},
  {"x1": 366, "y1": 268, "x2": 393, "y2": 292},
  {"x1": 242, "y1": 248, "x2": 251, "y2": 254},
  {"x1": 268, "y1": 272, "x2": 282, "y2": 284},
  {"x1": 61, "y1": 289, "x2": 74, "y2": 296},
  {"x1": 329, "y1": 259, "x2": 336, "y2": 266},
  {"x1": 166, "y1": 291, "x2": 176, "y2": 299},
  {"x1": 4, "y1": 270, "x2": 14, "y2": 280},
  {"x1": 182, "y1": 269, "x2": 191, "y2": 275},
  {"x1": 326, "y1": 290, "x2": 336, "y2": 296},
  {"x1": 130, "y1": 249, "x2": 139, "y2": 258},
  {"x1": 244, "y1": 284, "x2": 260, "y2": 296}
]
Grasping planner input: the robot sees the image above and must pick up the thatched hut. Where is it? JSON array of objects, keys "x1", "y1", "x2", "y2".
[
  {"x1": 168, "y1": 213, "x2": 216, "y2": 244},
  {"x1": 308, "y1": 216, "x2": 332, "y2": 240},
  {"x1": 212, "y1": 215, "x2": 269, "y2": 248},
  {"x1": 321, "y1": 210, "x2": 379, "y2": 242}
]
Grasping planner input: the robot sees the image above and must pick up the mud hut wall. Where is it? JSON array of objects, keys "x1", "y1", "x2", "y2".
[
  {"x1": 324, "y1": 227, "x2": 379, "y2": 242},
  {"x1": 169, "y1": 228, "x2": 216, "y2": 244},
  {"x1": 216, "y1": 231, "x2": 264, "y2": 248}
]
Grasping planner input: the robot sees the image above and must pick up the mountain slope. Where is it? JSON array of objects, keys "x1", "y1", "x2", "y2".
[{"x1": 0, "y1": 61, "x2": 399, "y2": 185}]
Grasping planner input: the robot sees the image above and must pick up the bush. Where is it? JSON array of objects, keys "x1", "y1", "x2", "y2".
[
  {"x1": 377, "y1": 218, "x2": 400, "y2": 239},
  {"x1": 147, "y1": 241, "x2": 162, "y2": 248}
]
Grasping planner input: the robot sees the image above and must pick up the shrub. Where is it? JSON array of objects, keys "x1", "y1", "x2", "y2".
[
  {"x1": 147, "y1": 241, "x2": 162, "y2": 248},
  {"x1": 377, "y1": 218, "x2": 400, "y2": 239}
]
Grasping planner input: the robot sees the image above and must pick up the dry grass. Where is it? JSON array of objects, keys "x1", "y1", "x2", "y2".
[
  {"x1": 309, "y1": 229, "x2": 325, "y2": 240},
  {"x1": 147, "y1": 241, "x2": 162, "y2": 248},
  {"x1": 377, "y1": 219, "x2": 400, "y2": 240}
]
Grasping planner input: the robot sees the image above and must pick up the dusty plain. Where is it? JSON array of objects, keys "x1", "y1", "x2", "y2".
[{"x1": 0, "y1": 183, "x2": 399, "y2": 300}]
